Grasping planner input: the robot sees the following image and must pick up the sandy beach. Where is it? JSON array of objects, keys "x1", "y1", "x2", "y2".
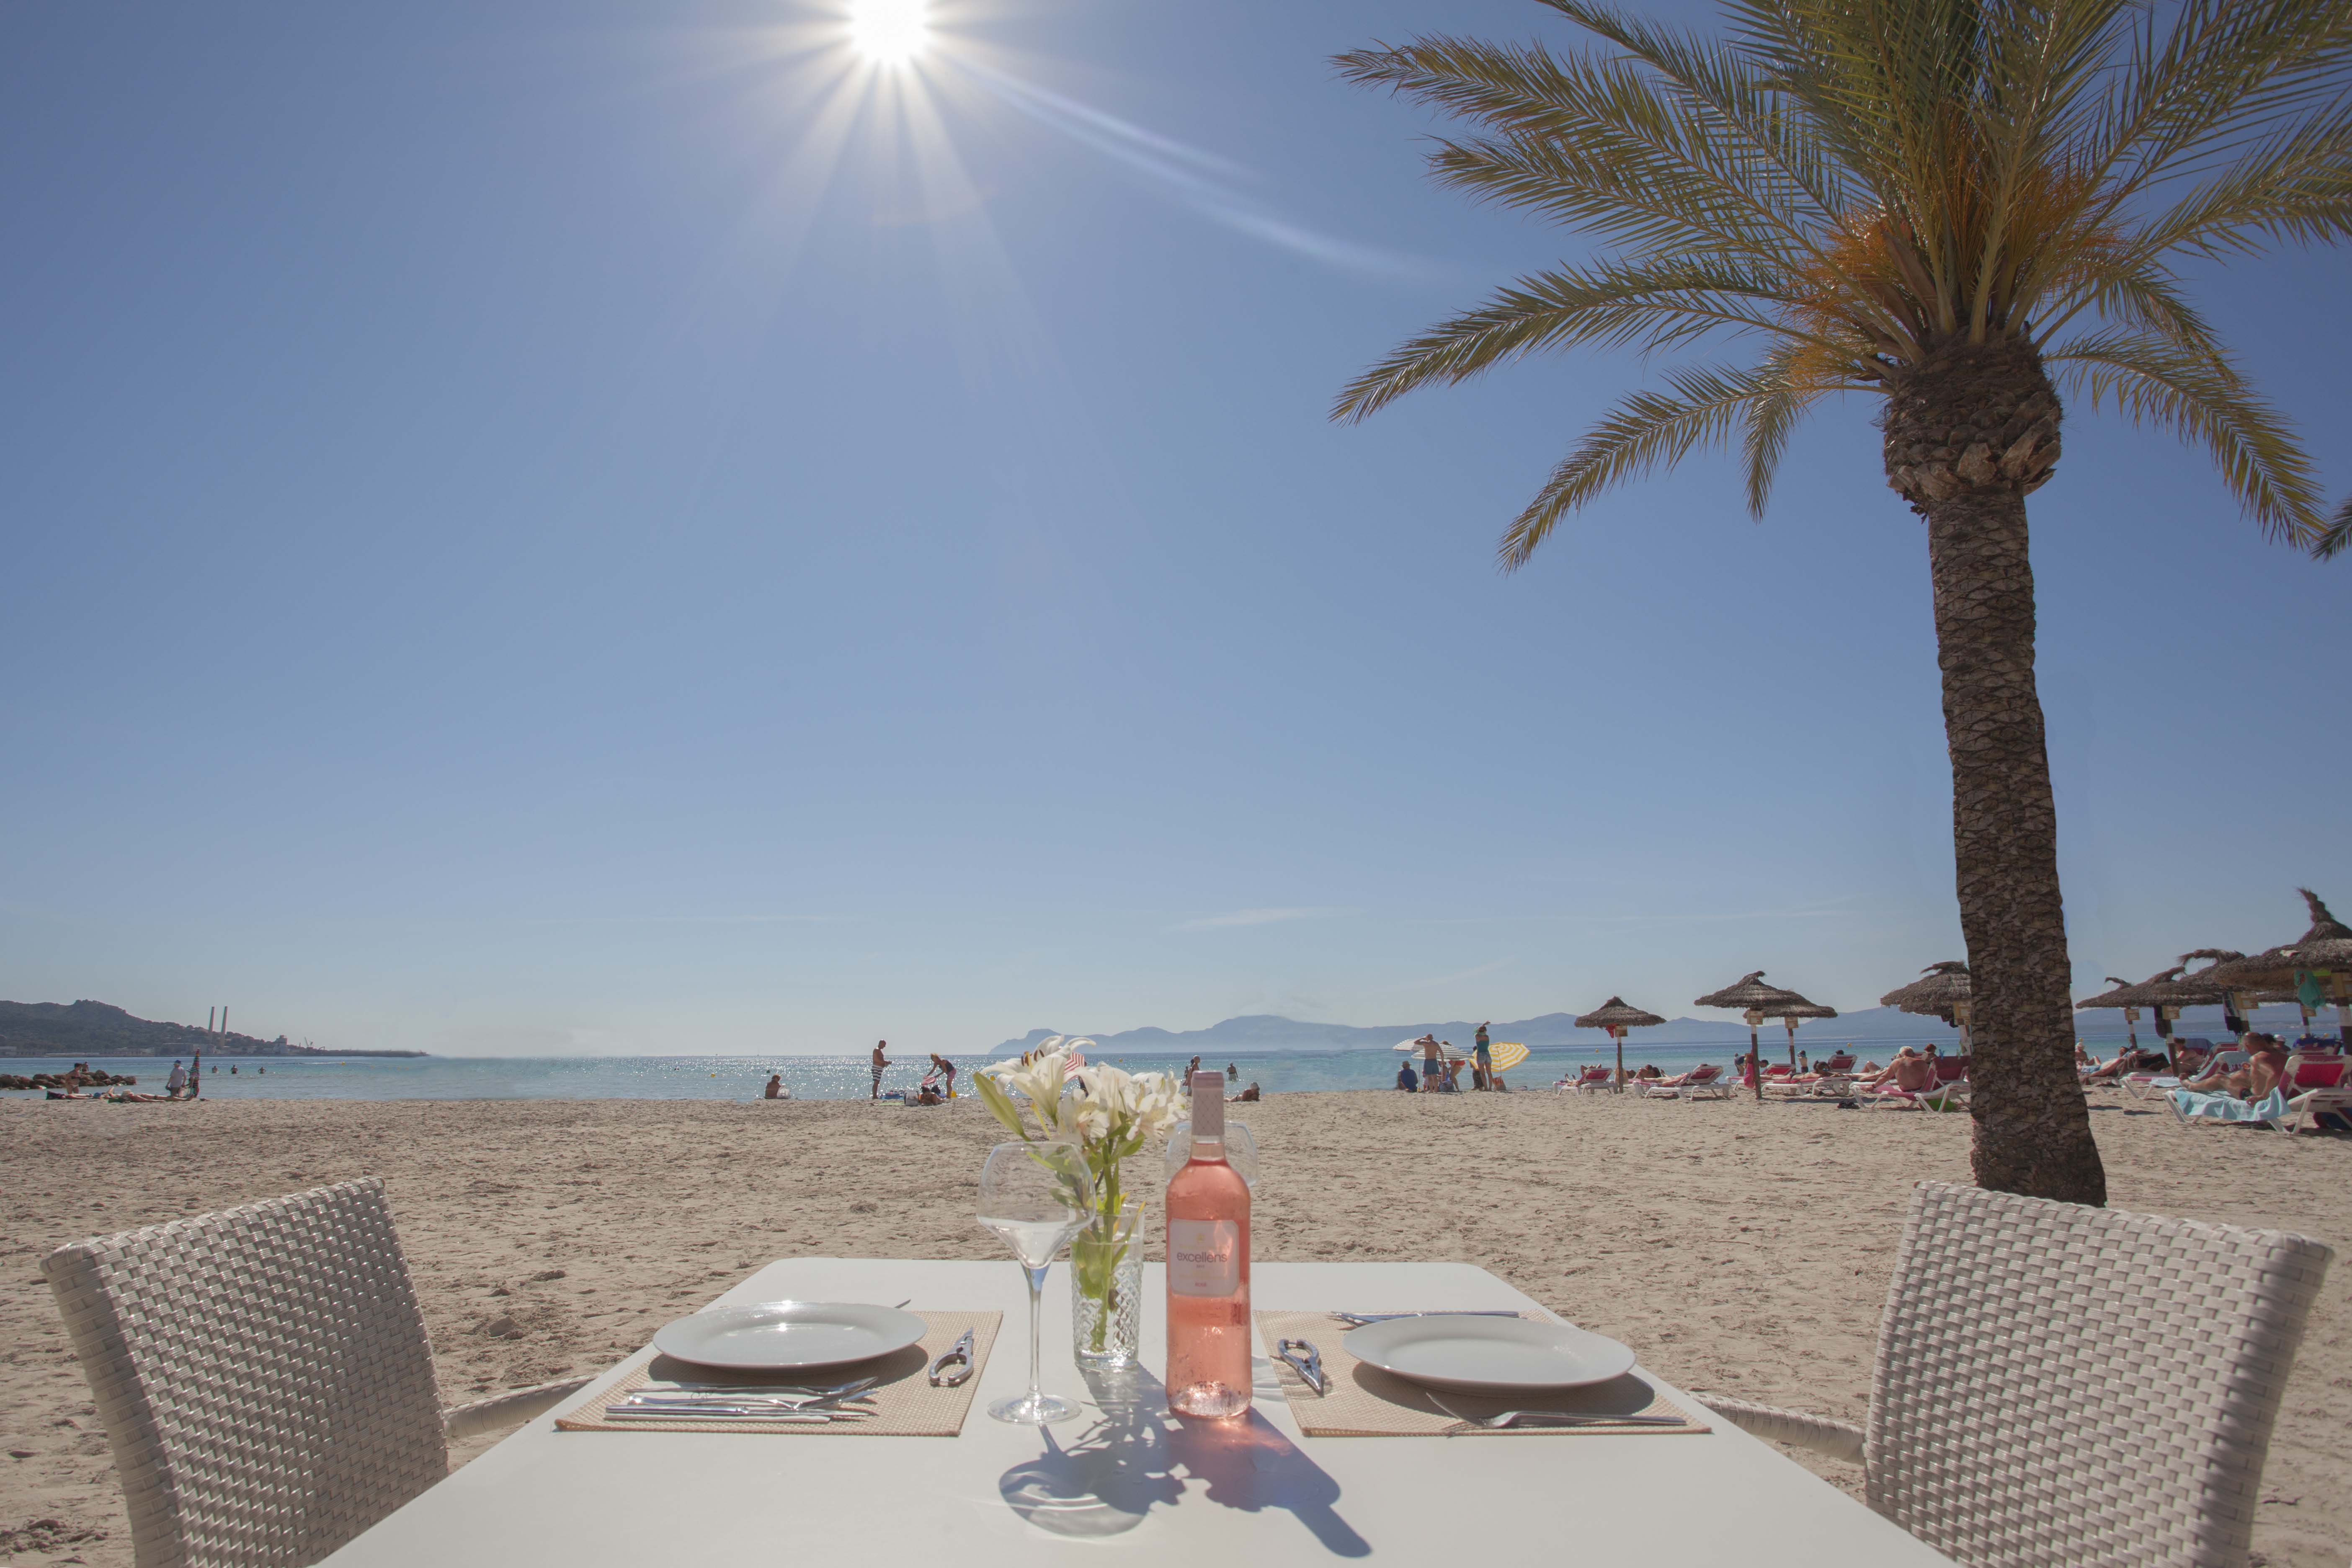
[{"x1": 2, "y1": 1090, "x2": 2345, "y2": 1567}]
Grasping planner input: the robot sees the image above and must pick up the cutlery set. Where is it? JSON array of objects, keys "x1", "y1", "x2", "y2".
[{"x1": 609, "y1": 1374, "x2": 880, "y2": 1423}]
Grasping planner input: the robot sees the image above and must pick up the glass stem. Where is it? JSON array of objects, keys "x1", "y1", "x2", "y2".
[{"x1": 1024, "y1": 1261, "x2": 1048, "y2": 1403}]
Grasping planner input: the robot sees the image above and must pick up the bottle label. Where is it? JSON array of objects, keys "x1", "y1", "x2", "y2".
[{"x1": 1167, "y1": 1219, "x2": 1240, "y2": 1296}]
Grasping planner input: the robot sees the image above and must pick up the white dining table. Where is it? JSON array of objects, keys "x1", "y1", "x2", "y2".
[{"x1": 322, "y1": 1257, "x2": 1954, "y2": 1567}]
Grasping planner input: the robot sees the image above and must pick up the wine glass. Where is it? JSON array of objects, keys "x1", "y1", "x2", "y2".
[
  {"x1": 977, "y1": 1140, "x2": 1093, "y2": 1424},
  {"x1": 1163, "y1": 1120, "x2": 1259, "y2": 1193}
]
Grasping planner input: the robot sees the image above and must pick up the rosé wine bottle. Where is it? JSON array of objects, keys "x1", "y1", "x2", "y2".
[{"x1": 1166, "y1": 1071, "x2": 1251, "y2": 1419}]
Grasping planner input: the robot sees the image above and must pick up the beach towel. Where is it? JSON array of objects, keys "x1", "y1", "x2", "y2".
[{"x1": 2167, "y1": 1086, "x2": 2289, "y2": 1124}]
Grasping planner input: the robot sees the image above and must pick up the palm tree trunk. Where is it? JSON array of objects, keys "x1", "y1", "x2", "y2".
[{"x1": 1886, "y1": 338, "x2": 2106, "y2": 1206}]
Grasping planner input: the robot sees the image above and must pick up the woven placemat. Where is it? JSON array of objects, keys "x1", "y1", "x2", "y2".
[
  {"x1": 1255, "y1": 1311, "x2": 1708, "y2": 1437},
  {"x1": 556, "y1": 1311, "x2": 1000, "y2": 1436}
]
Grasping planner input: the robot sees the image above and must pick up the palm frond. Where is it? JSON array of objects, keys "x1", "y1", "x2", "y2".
[
  {"x1": 2128, "y1": 106, "x2": 2352, "y2": 261},
  {"x1": 1332, "y1": 259, "x2": 1834, "y2": 423},
  {"x1": 2048, "y1": 331, "x2": 2324, "y2": 542},
  {"x1": 1534, "y1": 0, "x2": 1859, "y2": 221},
  {"x1": 2314, "y1": 495, "x2": 2352, "y2": 561},
  {"x1": 1739, "y1": 340, "x2": 1859, "y2": 517},
  {"x1": 1497, "y1": 363, "x2": 1785, "y2": 570},
  {"x1": 2031, "y1": 252, "x2": 2223, "y2": 358},
  {"x1": 1332, "y1": 38, "x2": 1820, "y2": 265},
  {"x1": 2085, "y1": 0, "x2": 2352, "y2": 196},
  {"x1": 1424, "y1": 133, "x2": 1782, "y2": 264}
]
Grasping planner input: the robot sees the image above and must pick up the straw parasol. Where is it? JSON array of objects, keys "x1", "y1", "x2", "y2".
[
  {"x1": 1692, "y1": 972, "x2": 1837, "y2": 1099},
  {"x1": 1880, "y1": 962, "x2": 1973, "y2": 1051},
  {"x1": 1574, "y1": 998, "x2": 1665, "y2": 1093},
  {"x1": 2206, "y1": 890, "x2": 2352, "y2": 1040},
  {"x1": 2074, "y1": 966, "x2": 2227, "y2": 1063},
  {"x1": 2076, "y1": 970, "x2": 2169, "y2": 1056}
]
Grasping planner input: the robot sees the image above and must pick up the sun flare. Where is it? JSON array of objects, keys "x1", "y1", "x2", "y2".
[{"x1": 847, "y1": 0, "x2": 930, "y2": 65}]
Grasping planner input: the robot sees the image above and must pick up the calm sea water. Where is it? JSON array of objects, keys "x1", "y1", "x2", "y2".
[{"x1": 0, "y1": 1029, "x2": 2086, "y2": 1102}]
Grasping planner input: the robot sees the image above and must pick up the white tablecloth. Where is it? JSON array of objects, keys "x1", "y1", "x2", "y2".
[{"x1": 323, "y1": 1258, "x2": 1952, "y2": 1567}]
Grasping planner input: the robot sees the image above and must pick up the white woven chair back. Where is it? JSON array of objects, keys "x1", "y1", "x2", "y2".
[
  {"x1": 1867, "y1": 1182, "x2": 2331, "y2": 1568},
  {"x1": 44, "y1": 1178, "x2": 448, "y2": 1568}
]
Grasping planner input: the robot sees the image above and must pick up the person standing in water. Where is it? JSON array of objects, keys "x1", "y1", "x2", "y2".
[
  {"x1": 166, "y1": 1060, "x2": 188, "y2": 1099},
  {"x1": 870, "y1": 1041, "x2": 891, "y2": 1099}
]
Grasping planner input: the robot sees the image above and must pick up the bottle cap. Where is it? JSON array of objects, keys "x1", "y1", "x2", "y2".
[{"x1": 1191, "y1": 1073, "x2": 1224, "y2": 1140}]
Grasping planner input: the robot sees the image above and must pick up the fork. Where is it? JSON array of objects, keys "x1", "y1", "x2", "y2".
[{"x1": 1428, "y1": 1394, "x2": 1686, "y2": 1430}]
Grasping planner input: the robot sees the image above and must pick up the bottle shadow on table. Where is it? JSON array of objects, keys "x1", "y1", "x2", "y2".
[{"x1": 998, "y1": 1364, "x2": 1368, "y2": 1555}]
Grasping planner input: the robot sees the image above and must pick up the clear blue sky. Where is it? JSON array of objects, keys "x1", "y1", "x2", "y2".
[{"x1": 4, "y1": 0, "x2": 2345, "y2": 1056}]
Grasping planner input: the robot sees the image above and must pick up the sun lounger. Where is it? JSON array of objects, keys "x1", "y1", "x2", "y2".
[
  {"x1": 2167, "y1": 1085, "x2": 2291, "y2": 1127},
  {"x1": 2280, "y1": 1056, "x2": 2352, "y2": 1133},
  {"x1": 1641, "y1": 1064, "x2": 1728, "y2": 1099},
  {"x1": 2122, "y1": 1050, "x2": 2206, "y2": 1098}
]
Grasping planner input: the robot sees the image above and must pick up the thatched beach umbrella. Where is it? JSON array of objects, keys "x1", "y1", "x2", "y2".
[
  {"x1": 2076, "y1": 971, "x2": 2168, "y2": 1055},
  {"x1": 1693, "y1": 972, "x2": 1836, "y2": 1099},
  {"x1": 1574, "y1": 998, "x2": 1665, "y2": 1093},
  {"x1": 2075, "y1": 965, "x2": 2222, "y2": 1065},
  {"x1": 2207, "y1": 890, "x2": 2352, "y2": 1041},
  {"x1": 1881, "y1": 962, "x2": 1973, "y2": 1051}
]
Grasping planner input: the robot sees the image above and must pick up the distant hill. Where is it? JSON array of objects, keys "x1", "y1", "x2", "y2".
[
  {"x1": 992, "y1": 1008, "x2": 1971, "y2": 1057},
  {"x1": 0, "y1": 1000, "x2": 423, "y2": 1059}
]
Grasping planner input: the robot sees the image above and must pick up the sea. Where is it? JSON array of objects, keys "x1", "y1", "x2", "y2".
[{"x1": 0, "y1": 1026, "x2": 2177, "y2": 1102}]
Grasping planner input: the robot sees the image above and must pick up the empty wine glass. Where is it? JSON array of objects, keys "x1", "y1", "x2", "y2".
[
  {"x1": 1163, "y1": 1120, "x2": 1259, "y2": 1193},
  {"x1": 976, "y1": 1140, "x2": 1093, "y2": 1424}
]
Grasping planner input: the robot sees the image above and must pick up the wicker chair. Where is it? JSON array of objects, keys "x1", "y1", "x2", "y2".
[
  {"x1": 1696, "y1": 1182, "x2": 2332, "y2": 1568},
  {"x1": 43, "y1": 1178, "x2": 589, "y2": 1568}
]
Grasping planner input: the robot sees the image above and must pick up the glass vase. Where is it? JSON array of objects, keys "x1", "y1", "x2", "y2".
[{"x1": 1069, "y1": 1198, "x2": 1144, "y2": 1367}]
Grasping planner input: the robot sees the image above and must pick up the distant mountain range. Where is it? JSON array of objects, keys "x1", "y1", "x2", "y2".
[
  {"x1": 0, "y1": 1000, "x2": 424, "y2": 1059},
  {"x1": 992, "y1": 1008, "x2": 1964, "y2": 1056},
  {"x1": 992, "y1": 1000, "x2": 2303, "y2": 1058}
]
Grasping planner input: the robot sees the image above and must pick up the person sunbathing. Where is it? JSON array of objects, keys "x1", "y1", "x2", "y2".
[
  {"x1": 1635, "y1": 1063, "x2": 1661, "y2": 1080},
  {"x1": 1230, "y1": 1082, "x2": 1261, "y2": 1102},
  {"x1": 1863, "y1": 1049, "x2": 1937, "y2": 1093},
  {"x1": 2179, "y1": 1037, "x2": 2280, "y2": 1098},
  {"x1": 2175, "y1": 1035, "x2": 2287, "y2": 1106},
  {"x1": 2085, "y1": 1045, "x2": 2170, "y2": 1083}
]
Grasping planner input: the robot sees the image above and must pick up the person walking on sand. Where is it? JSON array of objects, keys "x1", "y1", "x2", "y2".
[
  {"x1": 166, "y1": 1060, "x2": 188, "y2": 1100},
  {"x1": 870, "y1": 1041, "x2": 891, "y2": 1099}
]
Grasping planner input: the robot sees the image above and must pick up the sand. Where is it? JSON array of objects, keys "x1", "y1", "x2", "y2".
[{"x1": 1, "y1": 1088, "x2": 2345, "y2": 1567}]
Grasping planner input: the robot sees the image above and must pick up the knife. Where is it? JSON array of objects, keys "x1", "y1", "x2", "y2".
[
  {"x1": 1330, "y1": 1310, "x2": 1528, "y2": 1326},
  {"x1": 602, "y1": 1410, "x2": 870, "y2": 1420}
]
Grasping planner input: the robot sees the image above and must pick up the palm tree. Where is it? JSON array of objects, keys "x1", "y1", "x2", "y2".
[{"x1": 1333, "y1": 0, "x2": 2352, "y2": 1205}]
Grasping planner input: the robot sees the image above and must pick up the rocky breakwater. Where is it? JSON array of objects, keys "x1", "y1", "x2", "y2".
[{"x1": 0, "y1": 1070, "x2": 138, "y2": 1091}]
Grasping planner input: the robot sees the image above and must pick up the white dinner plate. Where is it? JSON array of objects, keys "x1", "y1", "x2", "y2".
[
  {"x1": 1343, "y1": 1314, "x2": 1637, "y2": 1393},
  {"x1": 652, "y1": 1301, "x2": 927, "y2": 1371}
]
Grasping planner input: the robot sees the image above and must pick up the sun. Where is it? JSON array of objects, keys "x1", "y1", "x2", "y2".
[{"x1": 847, "y1": 0, "x2": 930, "y2": 65}]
